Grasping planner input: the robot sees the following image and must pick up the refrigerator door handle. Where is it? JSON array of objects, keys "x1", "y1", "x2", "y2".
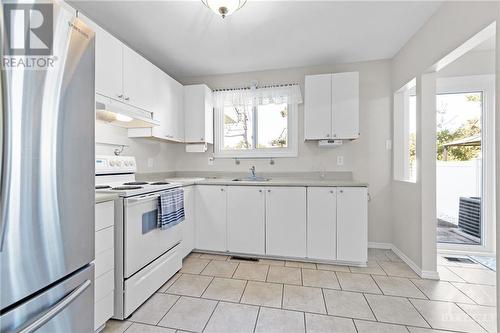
[
  {"x1": 18, "y1": 280, "x2": 91, "y2": 333},
  {"x1": 0, "y1": 53, "x2": 5, "y2": 251}
]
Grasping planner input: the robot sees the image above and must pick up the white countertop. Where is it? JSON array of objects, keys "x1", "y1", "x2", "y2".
[
  {"x1": 165, "y1": 177, "x2": 368, "y2": 187},
  {"x1": 95, "y1": 193, "x2": 119, "y2": 203}
]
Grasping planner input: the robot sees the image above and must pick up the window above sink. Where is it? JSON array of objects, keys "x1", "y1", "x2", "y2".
[{"x1": 214, "y1": 84, "x2": 301, "y2": 158}]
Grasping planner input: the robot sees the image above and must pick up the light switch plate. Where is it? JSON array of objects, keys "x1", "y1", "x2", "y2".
[
  {"x1": 208, "y1": 156, "x2": 215, "y2": 166},
  {"x1": 337, "y1": 156, "x2": 344, "y2": 166}
]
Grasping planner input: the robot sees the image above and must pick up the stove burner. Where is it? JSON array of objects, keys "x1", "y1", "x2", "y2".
[
  {"x1": 151, "y1": 182, "x2": 170, "y2": 185},
  {"x1": 112, "y1": 186, "x2": 143, "y2": 190},
  {"x1": 95, "y1": 185, "x2": 111, "y2": 189},
  {"x1": 123, "y1": 182, "x2": 149, "y2": 185}
]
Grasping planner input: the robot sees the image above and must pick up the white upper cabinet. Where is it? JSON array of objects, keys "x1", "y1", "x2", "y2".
[
  {"x1": 79, "y1": 13, "x2": 185, "y2": 140},
  {"x1": 304, "y1": 74, "x2": 332, "y2": 140},
  {"x1": 184, "y1": 84, "x2": 213, "y2": 144},
  {"x1": 304, "y1": 72, "x2": 359, "y2": 140},
  {"x1": 122, "y1": 46, "x2": 157, "y2": 112},
  {"x1": 331, "y1": 72, "x2": 359, "y2": 139},
  {"x1": 336, "y1": 187, "x2": 367, "y2": 263},
  {"x1": 265, "y1": 187, "x2": 306, "y2": 258},
  {"x1": 130, "y1": 70, "x2": 185, "y2": 142},
  {"x1": 78, "y1": 13, "x2": 123, "y2": 101},
  {"x1": 227, "y1": 186, "x2": 265, "y2": 255},
  {"x1": 307, "y1": 187, "x2": 337, "y2": 260}
]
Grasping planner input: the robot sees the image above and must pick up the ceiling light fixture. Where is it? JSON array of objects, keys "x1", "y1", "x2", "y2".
[{"x1": 201, "y1": 0, "x2": 247, "y2": 18}]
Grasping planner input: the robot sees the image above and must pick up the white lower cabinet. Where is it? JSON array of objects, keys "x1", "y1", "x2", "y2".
[
  {"x1": 195, "y1": 186, "x2": 227, "y2": 252},
  {"x1": 307, "y1": 186, "x2": 367, "y2": 263},
  {"x1": 180, "y1": 186, "x2": 195, "y2": 258},
  {"x1": 192, "y1": 184, "x2": 367, "y2": 265},
  {"x1": 265, "y1": 187, "x2": 307, "y2": 258},
  {"x1": 94, "y1": 200, "x2": 115, "y2": 332},
  {"x1": 227, "y1": 186, "x2": 265, "y2": 255},
  {"x1": 307, "y1": 187, "x2": 337, "y2": 260},
  {"x1": 336, "y1": 187, "x2": 368, "y2": 263}
]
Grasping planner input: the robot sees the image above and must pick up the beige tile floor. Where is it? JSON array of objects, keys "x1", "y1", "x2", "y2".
[{"x1": 103, "y1": 249, "x2": 497, "y2": 333}]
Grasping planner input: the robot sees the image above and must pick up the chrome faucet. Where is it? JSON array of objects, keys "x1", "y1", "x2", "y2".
[{"x1": 250, "y1": 166, "x2": 256, "y2": 178}]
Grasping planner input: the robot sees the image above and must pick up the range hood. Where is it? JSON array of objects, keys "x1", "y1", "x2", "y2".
[{"x1": 95, "y1": 94, "x2": 160, "y2": 128}]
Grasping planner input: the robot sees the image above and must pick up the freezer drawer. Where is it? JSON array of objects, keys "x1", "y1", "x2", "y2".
[{"x1": 0, "y1": 264, "x2": 94, "y2": 333}]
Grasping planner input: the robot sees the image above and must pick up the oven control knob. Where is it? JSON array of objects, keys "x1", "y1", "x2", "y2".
[{"x1": 110, "y1": 161, "x2": 115, "y2": 167}]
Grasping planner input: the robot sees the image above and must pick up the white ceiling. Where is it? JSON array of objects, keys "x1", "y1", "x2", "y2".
[{"x1": 72, "y1": 1, "x2": 443, "y2": 80}]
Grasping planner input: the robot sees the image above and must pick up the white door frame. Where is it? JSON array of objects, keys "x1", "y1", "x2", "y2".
[{"x1": 436, "y1": 74, "x2": 496, "y2": 254}]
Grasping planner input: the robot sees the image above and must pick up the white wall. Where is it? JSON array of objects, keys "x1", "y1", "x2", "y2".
[
  {"x1": 438, "y1": 49, "x2": 495, "y2": 78},
  {"x1": 178, "y1": 60, "x2": 394, "y2": 244},
  {"x1": 391, "y1": 1, "x2": 498, "y2": 273},
  {"x1": 95, "y1": 120, "x2": 182, "y2": 173}
]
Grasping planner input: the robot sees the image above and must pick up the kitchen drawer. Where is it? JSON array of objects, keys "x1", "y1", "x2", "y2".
[
  {"x1": 96, "y1": 200, "x2": 114, "y2": 231},
  {"x1": 123, "y1": 245, "x2": 181, "y2": 318},
  {"x1": 95, "y1": 248, "x2": 114, "y2": 278},
  {"x1": 95, "y1": 226, "x2": 114, "y2": 256},
  {"x1": 95, "y1": 269, "x2": 114, "y2": 303},
  {"x1": 94, "y1": 291, "x2": 114, "y2": 331}
]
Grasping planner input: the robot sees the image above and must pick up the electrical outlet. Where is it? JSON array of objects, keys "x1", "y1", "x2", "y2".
[
  {"x1": 147, "y1": 158, "x2": 154, "y2": 168},
  {"x1": 386, "y1": 139, "x2": 392, "y2": 150},
  {"x1": 337, "y1": 156, "x2": 344, "y2": 166},
  {"x1": 208, "y1": 156, "x2": 215, "y2": 166}
]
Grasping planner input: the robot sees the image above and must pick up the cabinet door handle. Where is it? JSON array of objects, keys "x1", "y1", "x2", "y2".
[
  {"x1": 201, "y1": 137, "x2": 204, "y2": 141},
  {"x1": 124, "y1": 96, "x2": 130, "y2": 101},
  {"x1": 339, "y1": 190, "x2": 344, "y2": 193},
  {"x1": 326, "y1": 134, "x2": 330, "y2": 137},
  {"x1": 267, "y1": 190, "x2": 271, "y2": 193},
  {"x1": 259, "y1": 189, "x2": 263, "y2": 193},
  {"x1": 117, "y1": 94, "x2": 123, "y2": 99},
  {"x1": 220, "y1": 188, "x2": 224, "y2": 192},
  {"x1": 329, "y1": 190, "x2": 334, "y2": 194}
]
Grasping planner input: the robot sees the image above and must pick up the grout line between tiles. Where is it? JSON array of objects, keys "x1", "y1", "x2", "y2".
[
  {"x1": 155, "y1": 295, "x2": 182, "y2": 328},
  {"x1": 361, "y1": 293, "x2": 378, "y2": 322},
  {"x1": 200, "y1": 300, "x2": 220, "y2": 333},
  {"x1": 239, "y1": 280, "x2": 249, "y2": 303},
  {"x1": 407, "y1": 278, "x2": 430, "y2": 300},
  {"x1": 252, "y1": 307, "x2": 261, "y2": 333},
  {"x1": 406, "y1": 298, "x2": 432, "y2": 329},
  {"x1": 455, "y1": 301, "x2": 492, "y2": 333}
]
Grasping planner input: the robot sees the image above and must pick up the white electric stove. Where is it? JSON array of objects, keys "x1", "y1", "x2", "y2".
[
  {"x1": 95, "y1": 155, "x2": 181, "y2": 197},
  {"x1": 95, "y1": 155, "x2": 183, "y2": 320}
]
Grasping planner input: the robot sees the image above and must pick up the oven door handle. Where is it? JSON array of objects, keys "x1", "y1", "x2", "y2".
[{"x1": 126, "y1": 193, "x2": 161, "y2": 204}]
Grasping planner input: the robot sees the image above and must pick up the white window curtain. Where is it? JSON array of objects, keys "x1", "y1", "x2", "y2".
[{"x1": 213, "y1": 84, "x2": 302, "y2": 158}]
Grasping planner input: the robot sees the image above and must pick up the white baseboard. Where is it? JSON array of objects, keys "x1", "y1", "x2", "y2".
[
  {"x1": 369, "y1": 242, "x2": 440, "y2": 280},
  {"x1": 368, "y1": 242, "x2": 392, "y2": 249}
]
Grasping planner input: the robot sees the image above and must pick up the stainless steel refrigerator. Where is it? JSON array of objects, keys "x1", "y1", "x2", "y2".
[{"x1": 0, "y1": 1, "x2": 95, "y2": 332}]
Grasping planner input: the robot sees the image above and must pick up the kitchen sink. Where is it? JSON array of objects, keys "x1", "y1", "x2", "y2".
[{"x1": 232, "y1": 177, "x2": 270, "y2": 182}]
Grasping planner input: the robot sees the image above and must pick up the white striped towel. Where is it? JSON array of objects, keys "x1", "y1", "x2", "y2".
[{"x1": 157, "y1": 187, "x2": 185, "y2": 230}]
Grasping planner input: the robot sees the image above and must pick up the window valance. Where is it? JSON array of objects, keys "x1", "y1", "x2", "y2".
[{"x1": 213, "y1": 84, "x2": 303, "y2": 107}]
